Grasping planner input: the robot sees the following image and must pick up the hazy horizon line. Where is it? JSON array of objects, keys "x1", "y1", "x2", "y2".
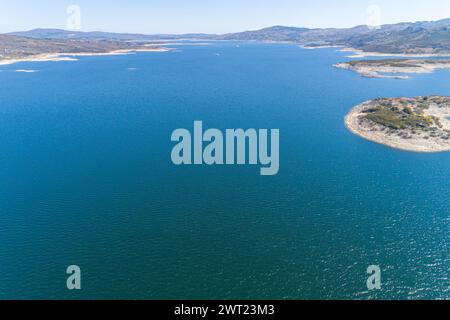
[{"x1": 4, "y1": 16, "x2": 450, "y2": 36}]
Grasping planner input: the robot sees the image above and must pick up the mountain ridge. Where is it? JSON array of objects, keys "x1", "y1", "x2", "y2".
[
  {"x1": 3, "y1": 18, "x2": 450, "y2": 59},
  {"x1": 7, "y1": 28, "x2": 217, "y2": 41}
]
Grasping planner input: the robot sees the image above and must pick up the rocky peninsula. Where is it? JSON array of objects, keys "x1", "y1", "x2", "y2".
[{"x1": 345, "y1": 96, "x2": 450, "y2": 152}]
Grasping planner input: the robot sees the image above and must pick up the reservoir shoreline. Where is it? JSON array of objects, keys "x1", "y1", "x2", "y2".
[{"x1": 0, "y1": 47, "x2": 171, "y2": 66}]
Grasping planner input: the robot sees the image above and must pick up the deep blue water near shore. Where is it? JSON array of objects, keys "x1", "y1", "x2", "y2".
[{"x1": 0, "y1": 42, "x2": 449, "y2": 299}]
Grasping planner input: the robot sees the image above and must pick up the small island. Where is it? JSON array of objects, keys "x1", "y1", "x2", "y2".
[
  {"x1": 345, "y1": 96, "x2": 450, "y2": 152},
  {"x1": 334, "y1": 59, "x2": 450, "y2": 79}
]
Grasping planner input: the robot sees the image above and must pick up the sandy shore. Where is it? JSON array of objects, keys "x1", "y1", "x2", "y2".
[
  {"x1": 345, "y1": 100, "x2": 450, "y2": 153},
  {"x1": 0, "y1": 54, "x2": 78, "y2": 66},
  {"x1": 300, "y1": 45, "x2": 450, "y2": 58},
  {"x1": 300, "y1": 45, "x2": 344, "y2": 50},
  {"x1": 334, "y1": 60, "x2": 450, "y2": 79},
  {"x1": 0, "y1": 47, "x2": 171, "y2": 66},
  {"x1": 339, "y1": 47, "x2": 450, "y2": 58},
  {"x1": 334, "y1": 62, "x2": 410, "y2": 79}
]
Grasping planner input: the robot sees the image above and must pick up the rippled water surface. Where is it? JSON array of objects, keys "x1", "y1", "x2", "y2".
[{"x1": 0, "y1": 42, "x2": 449, "y2": 299}]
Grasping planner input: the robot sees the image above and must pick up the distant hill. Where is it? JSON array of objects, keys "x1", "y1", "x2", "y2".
[
  {"x1": 219, "y1": 26, "x2": 310, "y2": 42},
  {"x1": 0, "y1": 34, "x2": 164, "y2": 60},
  {"x1": 8, "y1": 28, "x2": 216, "y2": 41},
  {"x1": 221, "y1": 19, "x2": 450, "y2": 54}
]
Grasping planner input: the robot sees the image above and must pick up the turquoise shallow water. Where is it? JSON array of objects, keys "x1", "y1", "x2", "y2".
[{"x1": 0, "y1": 42, "x2": 449, "y2": 299}]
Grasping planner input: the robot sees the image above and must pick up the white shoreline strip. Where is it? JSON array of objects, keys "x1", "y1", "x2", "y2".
[{"x1": 0, "y1": 47, "x2": 171, "y2": 66}]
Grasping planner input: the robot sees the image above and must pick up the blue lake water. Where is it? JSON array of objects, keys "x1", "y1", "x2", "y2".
[{"x1": 0, "y1": 42, "x2": 448, "y2": 299}]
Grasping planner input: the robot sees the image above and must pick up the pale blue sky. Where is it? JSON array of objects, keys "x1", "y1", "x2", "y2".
[{"x1": 1, "y1": 0, "x2": 450, "y2": 34}]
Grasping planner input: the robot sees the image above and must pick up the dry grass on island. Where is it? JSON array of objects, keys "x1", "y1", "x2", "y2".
[
  {"x1": 345, "y1": 96, "x2": 450, "y2": 152},
  {"x1": 334, "y1": 59, "x2": 450, "y2": 79}
]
